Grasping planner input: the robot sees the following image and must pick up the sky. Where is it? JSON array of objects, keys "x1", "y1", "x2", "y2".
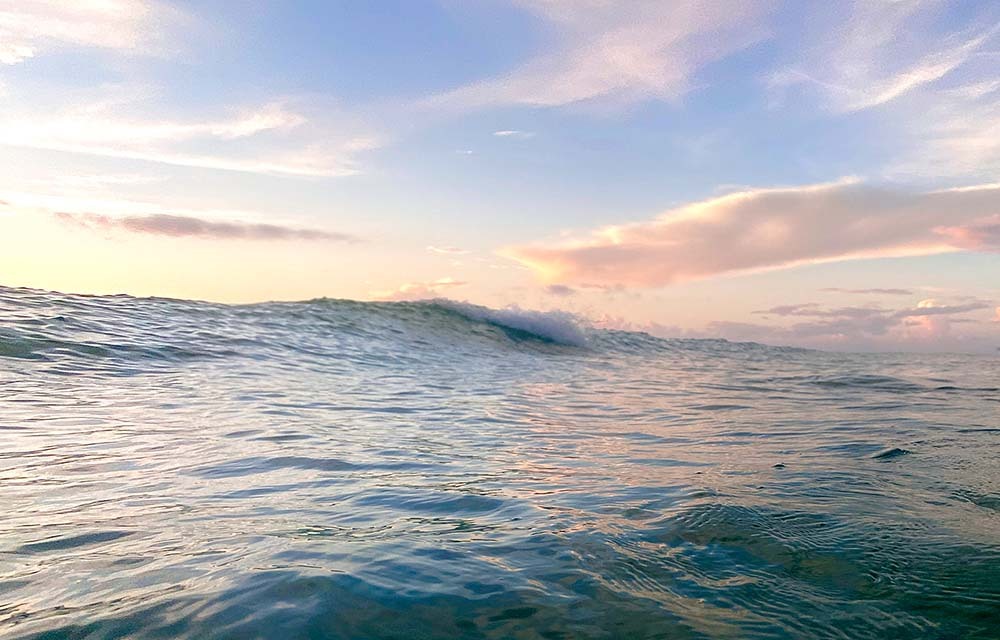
[{"x1": 1, "y1": 0, "x2": 999, "y2": 353}]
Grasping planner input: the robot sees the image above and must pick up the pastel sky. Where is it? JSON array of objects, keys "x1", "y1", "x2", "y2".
[{"x1": 2, "y1": 0, "x2": 999, "y2": 353}]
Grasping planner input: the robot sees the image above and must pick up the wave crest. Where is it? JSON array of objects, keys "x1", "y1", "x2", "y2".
[{"x1": 430, "y1": 300, "x2": 589, "y2": 347}]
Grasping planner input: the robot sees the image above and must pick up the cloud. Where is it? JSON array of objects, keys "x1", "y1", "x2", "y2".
[
  {"x1": 714, "y1": 298, "x2": 995, "y2": 351},
  {"x1": 892, "y1": 77, "x2": 1000, "y2": 179},
  {"x1": 426, "y1": 245, "x2": 471, "y2": 255},
  {"x1": 0, "y1": 98, "x2": 380, "y2": 177},
  {"x1": 754, "y1": 299, "x2": 990, "y2": 322},
  {"x1": 431, "y1": 0, "x2": 772, "y2": 109},
  {"x1": 505, "y1": 180, "x2": 1000, "y2": 287},
  {"x1": 545, "y1": 284, "x2": 576, "y2": 296},
  {"x1": 772, "y1": 2, "x2": 996, "y2": 113},
  {"x1": 605, "y1": 297, "x2": 997, "y2": 352},
  {"x1": 493, "y1": 130, "x2": 535, "y2": 139},
  {"x1": 821, "y1": 287, "x2": 914, "y2": 296},
  {"x1": 0, "y1": 4, "x2": 381, "y2": 178},
  {"x1": 0, "y1": 0, "x2": 185, "y2": 65},
  {"x1": 770, "y1": 2, "x2": 1000, "y2": 178},
  {"x1": 371, "y1": 278, "x2": 467, "y2": 301},
  {"x1": 55, "y1": 212, "x2": 356, "y2": 242},
  {"x1": 936, "y1": 216, "x2": 1000, "y2": 251}
]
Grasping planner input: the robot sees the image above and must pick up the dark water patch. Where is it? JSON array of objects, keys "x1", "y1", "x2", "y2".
[
  {"x1": 872, "y1": 447, "x2": 911, "y2": 460},
  {"x1": 686, "y1": 403, "x2": 751, "y2": 411},
  {"x1": 630, "y1": 457, "x2": 711, "y2": 468},
  {"x1": 802, "y1": 374, "x2": 927, "y2": 392},
  {"x1": 252, "y1": 433, "x2": 315, "y2": 443},
  {"x1": 951, "y1": 488, "x2": 1000, "y2": 512},
  {"x1": 191, "y1": 455, "x2": 362, "y2": 478},
  {"x1": 191, "y1": 455, "x2": 451, "y2": 479},
  {"x1": 353, "y1": 489, "x2": 507, "y2": 515},
  {"x1": 13, "y1": 530, "x2": 134, "y2": 554}
]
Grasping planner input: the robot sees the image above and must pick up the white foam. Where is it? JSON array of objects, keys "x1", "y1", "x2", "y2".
[{"x1": 434, "y1": 300, "x2": 589, "y2": 347}]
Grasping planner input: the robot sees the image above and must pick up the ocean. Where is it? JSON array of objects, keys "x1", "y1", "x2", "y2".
[{"x1": 1, "y1": 285, "x2": 998, "y2": 639}]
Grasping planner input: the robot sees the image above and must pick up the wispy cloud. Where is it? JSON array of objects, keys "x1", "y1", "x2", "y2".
[
  {"x1": 890, "y1": 75, "x2": 1000, "y2": 179},
  {"x1": 371, "y1": 277, "x2": 467, "y2": 301},
  {"x1": 55, "y1": 212, "x2": 356, "y2": 242},
  {"x1": 770, "y1": 2, "x2": 1000, "y2": 178},
  {"x1": 493, "y1": 130, "x2": 535, "y2": 139},
  {"x1": 0, "y1": 0, "x2": 185, "y2": 65},
  {"x1": 505, "y1": 180, "x2": 1000, "y2": 287},
  {"x1": 426, "y1": 245, "x2": 470, "y2": 255},
  {"x1": 0, "y1": 4, "x2": 381, "y2": 178},
  {"x1": 0, "y1": 97, "x2": 380, "y2": 177},
  {"x1": 822, "y1": 287, "x2": 914, "y2": 296},
  {"x1": 772, "y1": 2, "x2": 997, "y2": 113},
  {"x1": 431, "y1": 0, "x2": 772, "y2": 110}
]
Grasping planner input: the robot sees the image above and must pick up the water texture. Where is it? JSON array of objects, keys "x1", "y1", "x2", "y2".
[{"x1": 0, "y1": 285, "x2": 998, "y2": 639}]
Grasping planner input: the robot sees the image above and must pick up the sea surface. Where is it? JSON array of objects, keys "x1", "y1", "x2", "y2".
[{"x1": 1, "y1": 285, "x2": 998, "y2": 639}]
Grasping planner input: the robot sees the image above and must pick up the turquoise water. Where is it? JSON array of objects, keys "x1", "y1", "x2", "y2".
[{"x1": 1, "y1": 285, "x2": 998, "y2": 639}]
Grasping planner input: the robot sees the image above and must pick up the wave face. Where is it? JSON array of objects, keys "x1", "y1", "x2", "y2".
[{"x1": 1, "y1": 285, "x2": 998, "y2": 640}]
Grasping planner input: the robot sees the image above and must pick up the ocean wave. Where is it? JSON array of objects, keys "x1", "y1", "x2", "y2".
[
  {"x1": 428, "y1": 299, "x2": 589, "y2": 347},
  {"x1": 3, "y1": 284, "x2": 1000, "y2": 639},
  {"x1": 0, "y1": 286, "x2": 824, "y2": 368}
]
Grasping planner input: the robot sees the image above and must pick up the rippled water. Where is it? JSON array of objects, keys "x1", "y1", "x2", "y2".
[{"x1": 1, "y1": 285, "x2": 998, "y2": 639}]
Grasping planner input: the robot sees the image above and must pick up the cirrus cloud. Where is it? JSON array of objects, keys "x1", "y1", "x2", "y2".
[
  {"x1": 431, "y1": 0, "x2": 772, "y2": 110},
  {"x1": 505, "y1": 180, "x2": 1000, "y2": 287},
  {"x1": 0, "y1": 98, "x2": 380, "y2": 178}
]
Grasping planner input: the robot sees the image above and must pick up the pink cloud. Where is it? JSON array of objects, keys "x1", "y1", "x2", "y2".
[
  {"x1": 505, "y1": 181, "x2": 1000, "y2": 287},
  {"x1": 936, "y1": 216, "x2": 1000, "y2": 251}
]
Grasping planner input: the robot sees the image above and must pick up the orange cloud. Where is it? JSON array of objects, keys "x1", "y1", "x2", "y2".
[{"x1": 371, "y1": 278, "x2": 467, "y2": 301}]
